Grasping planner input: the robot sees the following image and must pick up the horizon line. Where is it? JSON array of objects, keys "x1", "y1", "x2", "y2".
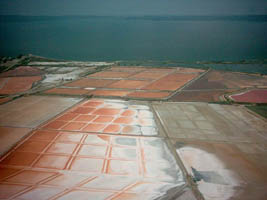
[
  {"x1": 1, "y1": 14, "x2": 266, "y2": 22},
  {"x1": 1, "y1": 14, "x2": 267, "y2": 16}
]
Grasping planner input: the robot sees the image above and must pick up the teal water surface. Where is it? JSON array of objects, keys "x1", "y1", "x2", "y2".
[{"x1": 0, "y1": 16, "x2": 266, "y2": 64}]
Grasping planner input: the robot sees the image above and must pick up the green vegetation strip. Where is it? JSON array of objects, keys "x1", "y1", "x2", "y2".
[{"x1": 246, "y1": 105, "x2": 267, "y2": 118}]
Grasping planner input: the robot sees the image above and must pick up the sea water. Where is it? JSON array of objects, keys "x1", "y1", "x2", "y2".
[{"x1": 0, "y1": 15, "x2": 266, "y2": 73}]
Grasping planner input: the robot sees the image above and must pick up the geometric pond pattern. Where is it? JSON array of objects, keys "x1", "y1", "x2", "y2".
[
  {"x1": 0, "y1": 99, "x2": 185, "y2": 200},
  {"x1": 45, "y1": 66, "x2": 204, "y2": 100},
  {"x1": 42, "y1": 99, "x2": 158, "y2": 136}
]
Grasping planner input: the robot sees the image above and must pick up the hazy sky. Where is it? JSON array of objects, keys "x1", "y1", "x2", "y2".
[{"x1": 0, "y1": 0, "x2": 267, "y2": 16}]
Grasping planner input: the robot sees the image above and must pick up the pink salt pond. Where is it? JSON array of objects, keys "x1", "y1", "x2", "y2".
[{"x1": 230, "y1": 89, "x2": 267, "y2": 103}]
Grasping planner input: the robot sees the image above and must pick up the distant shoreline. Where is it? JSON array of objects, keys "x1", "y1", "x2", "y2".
[{"x1": 1, "y1": 54, "x2": 267, "y2": 75}]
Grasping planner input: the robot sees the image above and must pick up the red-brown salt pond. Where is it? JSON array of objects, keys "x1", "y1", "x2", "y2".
[
  {"x1": 230, "y1": 89, "x2": 267, "y2": 103},
  {"x1": 0, "y1": 76, "x2": 42, "y2": 95}
]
